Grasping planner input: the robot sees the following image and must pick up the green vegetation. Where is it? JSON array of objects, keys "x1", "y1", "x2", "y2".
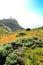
[
  {"x1": 0, "y1": 37, "x2": 43, "y2": 65},
  {"x1": 4, "y1": 51, "x2": 24, "y2": 65},
  {"x1": 0, "y1": 26, "x2": 11, "y2": 36},
  {"x1": 16, "y1": 32, "x2": 27, "y2": 37}
]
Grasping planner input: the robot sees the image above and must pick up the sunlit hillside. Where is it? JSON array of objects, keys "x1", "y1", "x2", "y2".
[{"x1": 0, "y1": 27, "x2": 43, "y2": 44}]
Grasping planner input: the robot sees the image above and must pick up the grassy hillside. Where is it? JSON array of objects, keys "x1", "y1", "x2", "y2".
[{"x1": 0, "y1": 26, "x2": 43, "y2": 44}]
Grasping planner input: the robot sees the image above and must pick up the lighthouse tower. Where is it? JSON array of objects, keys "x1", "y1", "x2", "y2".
[{"x1": 10, "y1": 16, "x2": 13, "y2": 20}]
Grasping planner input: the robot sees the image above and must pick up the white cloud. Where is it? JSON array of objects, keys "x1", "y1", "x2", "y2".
[{"x1": 0, "y1": 0, "x2": 43, "y2": 28}]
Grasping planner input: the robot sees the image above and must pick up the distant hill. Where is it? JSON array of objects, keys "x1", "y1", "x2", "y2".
[
  {"x1": 0, "y1": 19, "x2": 24, "y2": 36},
  {"x1": 0, "y1": 19, "x2": 24, "y2": 32}
]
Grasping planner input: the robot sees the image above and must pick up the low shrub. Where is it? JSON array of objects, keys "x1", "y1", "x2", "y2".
[
  {"x1": 16, "y1": 32, "x2": 26, "y2": 37},
  {"x1": 4, "y1": 51, "x2": 25, "y2": 65}
]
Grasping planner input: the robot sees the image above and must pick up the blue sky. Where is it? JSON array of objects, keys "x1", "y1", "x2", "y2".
[
  {"x1": 0, "y1": 0, "x2": 43, "y2": 28},
  {"x1": 25, "y1": 0, "x2": 43, "y2": 17}
]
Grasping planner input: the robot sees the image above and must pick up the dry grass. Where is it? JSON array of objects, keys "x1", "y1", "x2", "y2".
[{"x1": 0, "y1": 28, "x2": 43, "y2": 44}]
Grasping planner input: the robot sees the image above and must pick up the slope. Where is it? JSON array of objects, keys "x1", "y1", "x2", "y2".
[
  {"x1": 0, "y1": 26, "x2": 43, "y2": 44},
  {"x1": 0, "y1": 19, "x2": 24, "y2": 32}
]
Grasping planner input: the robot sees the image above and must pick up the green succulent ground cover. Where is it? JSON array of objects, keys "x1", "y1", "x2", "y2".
[{"x1": 0, "y1": 37, "x2": 43, "y2": 65}]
